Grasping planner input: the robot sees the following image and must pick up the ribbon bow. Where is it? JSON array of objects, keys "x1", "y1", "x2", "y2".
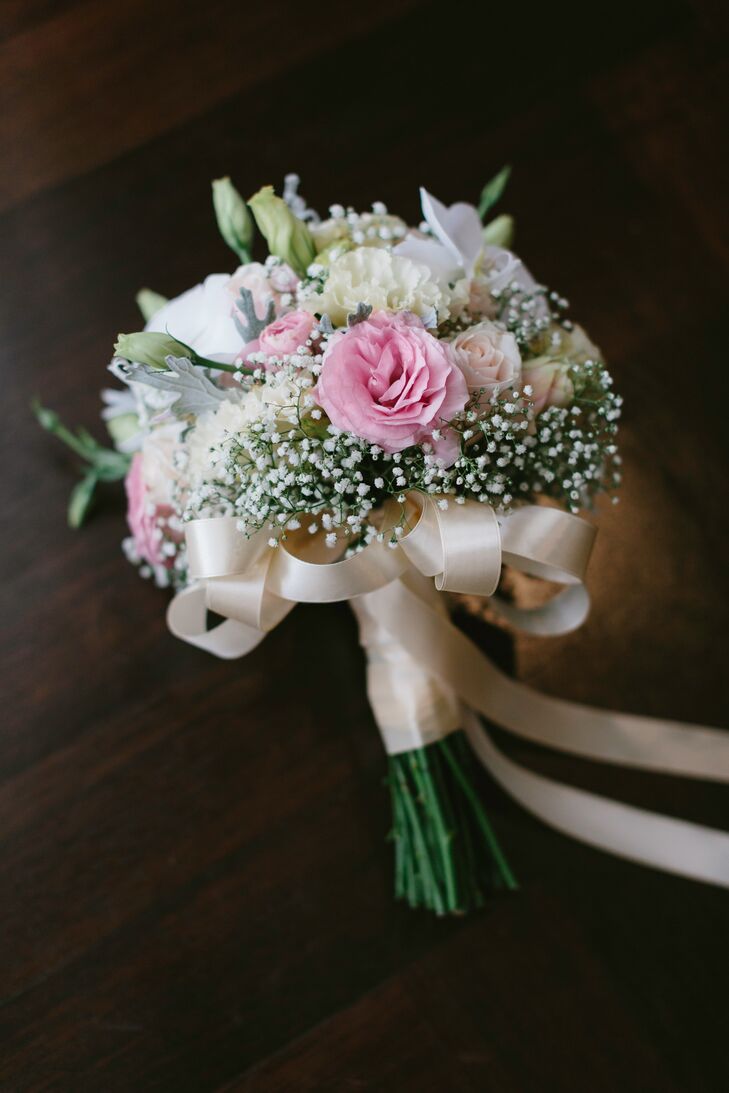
[{"x1": 168, "y1": 495, "x2": 729, "y2": 888}]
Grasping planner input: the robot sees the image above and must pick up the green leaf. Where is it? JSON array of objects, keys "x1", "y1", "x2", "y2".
[
  {"x1": 136, "y1": 287, "x2": 169, "y2": 322},
  {"x1": 33, "y1": 399, "x2": 60, "y2": 433},
  {"x1": 212, "y1": 176, "x2": 254, "y2": 264},
  {"x1": 91, "y1": 448, "x2": 132, "y2": 479},
  {"x1": 482, "y1": 213, "x2": 515, "y2": 249},
  {"x1": 34, "y1": 399, "x2": 132, "y2": 478},
  {"x1": 478, "y1": 165, "x2": 511, "y2": 220},
  {"x1": 33, "y1": 399, "x2": 97, "y2": 461},
  {"x1": 67, "y1": 470, "x2": 99, "y2": 528}
]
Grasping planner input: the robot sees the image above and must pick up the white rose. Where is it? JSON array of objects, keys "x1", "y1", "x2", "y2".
[
  {"x1": 451, "y1": 322, "x2": 522, "y2": 395},
  {"x1": 298, "y1": 247, "x2": 455, "y2": 326}
]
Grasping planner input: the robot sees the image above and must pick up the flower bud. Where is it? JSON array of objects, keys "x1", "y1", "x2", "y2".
[
  {"x1": 135, "y1": 287, "x2": 169, "y2": 322},
  {"x1": 212, "y1": 176, "x2": 254, "y2": 263},
  {"x1": 313, "y1": 238, "x2": 354, "y2": 267},
  {"x1": 248, "y1": 185, "x2": 316, "y2": 277},
  {"x1": 106, "y1": 412, "x2": 140, "y2": 446},
  {"x1": 114, "y1": 331, "x2": 188, "y2": 369},
  {"x1": 482, "y1": 214, "x2": 515, "y2": 249}
]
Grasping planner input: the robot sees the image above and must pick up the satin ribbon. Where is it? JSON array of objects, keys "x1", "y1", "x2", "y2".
[{"x1": 167, "y1": 496, "x2": 729, "y2": 889}]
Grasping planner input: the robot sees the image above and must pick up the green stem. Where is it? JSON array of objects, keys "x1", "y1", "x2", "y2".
[
  {"x1": 393, "y1": 759, "x2": 444, "y2": 914},
  {"x1": 411, "y1": 751, "x2": 458, "y2": 912},
  {"x1": 430, "y1": 740, "x2": 473, "y2": 910},
  {"x1": 440, "y1": 736, "x2": 518, "y2": 891}
]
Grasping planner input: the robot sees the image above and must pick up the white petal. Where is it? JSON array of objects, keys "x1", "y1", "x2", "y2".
[
  {"x1": 392, "y1": 236, "x2": 461, "y2": 283},
  {"x1": 420, "y1": 188, "x2": 483, "y2": 274}
]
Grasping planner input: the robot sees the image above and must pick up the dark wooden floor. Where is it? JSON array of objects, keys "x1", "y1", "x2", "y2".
[{"x1": 1, "y1": 1, "x2": 728, "y2": 1089}]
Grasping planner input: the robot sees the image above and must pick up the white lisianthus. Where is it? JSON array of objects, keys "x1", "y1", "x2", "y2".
[
  {"x1": 145, "y1": 273, "x2": 244, "y2": 358},
  {"x1": 298, "y1": 247, "x2": 457, "y2": 326}
]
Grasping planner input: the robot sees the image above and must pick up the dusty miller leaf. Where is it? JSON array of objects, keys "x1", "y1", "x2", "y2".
[
  {"x1": 234, "y1": 287, "x2": 275, "y2": 342},
  {"x1": 132, "y1": 356, "x2": 230, "y2": 417},
  {"x1": 347, "y1": 303, "x2": 373, "y2": 327}
]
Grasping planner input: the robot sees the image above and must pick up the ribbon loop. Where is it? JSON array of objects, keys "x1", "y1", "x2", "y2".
[{"x1": 399, "y1": 495, "x2": 502, "y2": 596}]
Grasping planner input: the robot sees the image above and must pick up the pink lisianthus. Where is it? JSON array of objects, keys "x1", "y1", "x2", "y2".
[
  {"x1": 125, "y1": 453, "x2": 172, "y2": 568},
  {"x1": 315, "y1": 311, "x2": 468, "y2": 462}
]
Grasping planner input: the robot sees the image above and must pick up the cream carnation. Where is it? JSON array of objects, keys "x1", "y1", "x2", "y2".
[
  {"x1": 139, "y1": 422, "x2": 186, "y2": 506},
  {"x1": 299, "y1": 247, "x2": 455, "y2": 326}
]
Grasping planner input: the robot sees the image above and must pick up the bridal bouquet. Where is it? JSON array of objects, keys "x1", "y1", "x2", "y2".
[{"x1": 38, "y1": 171, "x2": 728, "y2": 912}]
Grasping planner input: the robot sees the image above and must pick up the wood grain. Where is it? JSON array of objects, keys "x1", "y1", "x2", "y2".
[{"x1": 1, "y1": 0, "x2": 727, "y2": 1089}]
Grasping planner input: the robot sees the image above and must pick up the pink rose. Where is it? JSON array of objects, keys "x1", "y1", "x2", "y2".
[
  {"x1": 452, "y1": 321, "x2": 521, "y2": 395},
  {"x1": 125, "y1": 453, "x2": 166, "y2": 567},
  {"x1": 316, "y1": 311, "x2": 468, "y2": 462},
  {"x1": 258, "y1": 310, "x2": 317, "y2": 358},
  {"x1": 522, "y1": 359, "x2": 574, "y2": 415}
]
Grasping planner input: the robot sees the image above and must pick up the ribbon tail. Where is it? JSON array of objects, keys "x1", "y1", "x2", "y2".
[
  {"x1": 351, "y1": 576, "x2": 461, "y2": 753},
  {"x1": 463, "y1": 710, "x2": 729, "y2": 889},
  {"x1": 361, "y1": 573, "x2": 729, "y2": 889}
]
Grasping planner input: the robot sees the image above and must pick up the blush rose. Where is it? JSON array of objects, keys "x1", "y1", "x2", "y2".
[{"x1": 451, "y1": 321, "x2": 521, "y2": 395}]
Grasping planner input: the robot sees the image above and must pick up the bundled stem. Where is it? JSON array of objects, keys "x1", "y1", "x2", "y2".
[{"x1": 387, "y1": 729, "x2": 517, "y2": 914}]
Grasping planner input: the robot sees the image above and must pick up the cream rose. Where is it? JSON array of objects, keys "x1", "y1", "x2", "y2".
[{"x1": 451, "y1": 322, "x2": 521, "y2": 395}]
